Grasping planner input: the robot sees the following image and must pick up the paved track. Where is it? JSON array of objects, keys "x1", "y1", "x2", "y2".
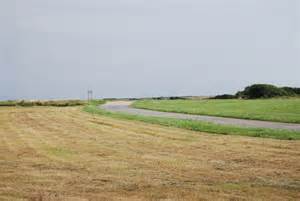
[{"x1": 100, "y1": 101, "x2": 300, "y2": 131}]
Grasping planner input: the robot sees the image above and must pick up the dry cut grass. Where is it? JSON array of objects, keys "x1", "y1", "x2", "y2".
[{"x1": 0, "y1": 107, "x2": 299, "y2": 201}]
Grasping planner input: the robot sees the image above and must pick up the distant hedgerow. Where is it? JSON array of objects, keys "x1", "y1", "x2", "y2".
[{"x1": 213, "y1": 84, "x2": 300, "y2": 99}]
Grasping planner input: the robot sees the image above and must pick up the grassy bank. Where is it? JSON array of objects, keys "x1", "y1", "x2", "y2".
[
  {"x1": 133, "y1": 99, "x2": 300, "y2": 123},
  {"x1": 83, "y1": 104, "x2": 300, "y2": 140}
]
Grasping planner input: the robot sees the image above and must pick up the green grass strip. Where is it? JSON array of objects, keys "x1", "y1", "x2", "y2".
[
  {"x1": 83, "y1": 103, "x2": 300, "y2": 140},
  {"x1": 133, "y1": 99, "x2": 300, "y2": 123}
]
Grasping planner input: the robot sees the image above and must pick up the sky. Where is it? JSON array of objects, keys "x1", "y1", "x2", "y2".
[{"x1": 1, "y1": 0, "x2": 299, "y2": 100}]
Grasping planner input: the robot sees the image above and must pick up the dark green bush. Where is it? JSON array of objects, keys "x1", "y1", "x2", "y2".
[
  {"x1": 281, "y1": 87, "x2": 300, "y2": 96},
  {"x1": 169, "y1": 96, "x2": 186, "y2": 100},
  {"x1": 0, "y1": 100, "x2": 17, "y2": 106},
  {"x1": 212, "y1": 84, "x2": 300, "y2": 100},
  {"x1": 42, "y1": 100, "x2": 86, "y2": 107},
  {"x1": 237, "y1": 84, "x2": 289, "y2": 99},
  {"x1": 18, "y1": 100, "x2": 35, "y2": 107},
  {"x1": 213, "y1": 94, "x2": 237, "y2": 99}
]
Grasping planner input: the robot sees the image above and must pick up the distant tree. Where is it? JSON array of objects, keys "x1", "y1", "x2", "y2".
[{"x1": 237, "y1": 84, "x2": 288, "y2": 99}]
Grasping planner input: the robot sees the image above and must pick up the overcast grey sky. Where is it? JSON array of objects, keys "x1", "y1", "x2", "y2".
[{"x1": 1, "y1": 0, "x2": 299, "y2": 100}]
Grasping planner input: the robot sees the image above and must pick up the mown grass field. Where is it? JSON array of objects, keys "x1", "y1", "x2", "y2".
[
  {"x1": 133, "y1": 99, "x2": 300, "y2": 123},
  {"x1": 1, "y1": 106, "x2": 300, "y2": 200}
]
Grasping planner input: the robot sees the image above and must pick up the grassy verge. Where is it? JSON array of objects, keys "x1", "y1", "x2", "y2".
[
  {"x1": 133, "y1": 99, "x2": 300, "y2": 123},
  {"x1": 83, "y1": 103, "x2": 300, "y2": 140}
]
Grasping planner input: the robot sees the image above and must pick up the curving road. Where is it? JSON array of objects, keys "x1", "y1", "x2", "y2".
[{"x1": 100, "y1": 101, "x2": 300, "y2": 131}]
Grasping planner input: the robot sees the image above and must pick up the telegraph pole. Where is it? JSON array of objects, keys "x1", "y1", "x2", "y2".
[{"x1": 87, "y1": 90, "x2": 93, "y2": 102}]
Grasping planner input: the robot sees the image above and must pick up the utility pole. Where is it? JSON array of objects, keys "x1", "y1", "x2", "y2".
[{"x1": 87, "y1": 90, "x2": 93, "y2": 102}]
